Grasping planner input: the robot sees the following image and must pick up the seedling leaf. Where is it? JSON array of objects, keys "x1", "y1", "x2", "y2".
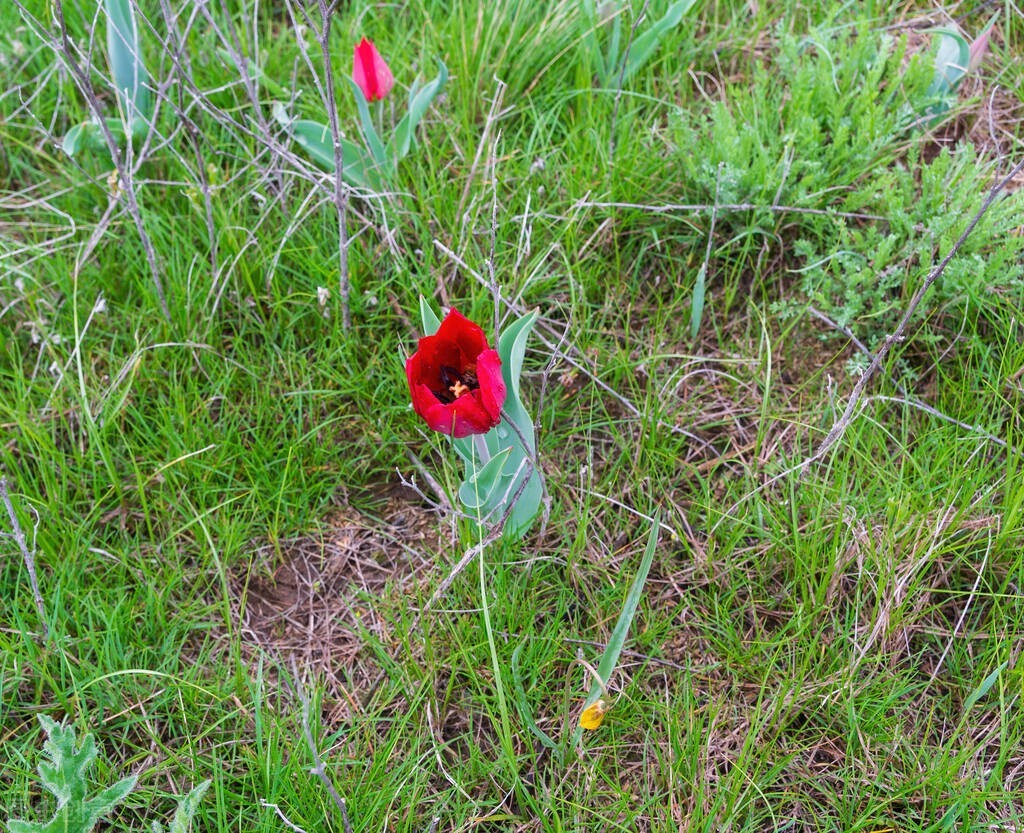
[
  {"x1": 963, "y1": 661, "x2": 1008, "y2": 711},
  {"x1": 575, "y1": 513, "x2": 660, "y2": 741},
  {"x1": 622, "y1": 0, "x2": 700, "y2": 84},
  {"x1": 7, "y1": 715, "x2": 139, "y2": 833},
  {"x1": 389, "y1": 60, "x2": 448, "y2": 160}
]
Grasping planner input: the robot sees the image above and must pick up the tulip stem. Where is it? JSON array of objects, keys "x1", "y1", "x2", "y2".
[{"x1": 473, "y1": 433, "x2": 491, "y2": 467}]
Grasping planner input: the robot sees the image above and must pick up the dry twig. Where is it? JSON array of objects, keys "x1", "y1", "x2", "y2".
[
  {"x1": 609, "y1": 1, "x2": 650, "y2": 162},
  {"x1": 807, "y1": 155, "x2": 1024, "y2": 467},
  {"x1": 1, "y1": 477, "x2": 48, "y2": 641},
  {"x1": 37, "y1": 0, "x2": 172, "y2": 320},
  {"x1": 289, "y1": 661, "x2": 354, "y2": 833}
]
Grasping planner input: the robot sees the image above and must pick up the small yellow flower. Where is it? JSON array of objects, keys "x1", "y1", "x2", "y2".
[{"x1": 579, "y1": 698, "x2": 610, "y2": 731}]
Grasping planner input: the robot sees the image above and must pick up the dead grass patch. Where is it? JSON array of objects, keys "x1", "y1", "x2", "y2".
[{"x1": 229, "y1": 486, "x2": 448, "y2": 723}]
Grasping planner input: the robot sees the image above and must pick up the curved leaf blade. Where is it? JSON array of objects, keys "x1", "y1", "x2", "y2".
[{"x1": 105, "y1": 0, "x2": 152, "y2": 124}]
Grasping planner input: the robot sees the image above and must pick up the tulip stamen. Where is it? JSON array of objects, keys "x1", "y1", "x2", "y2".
[{"x1": 434, "y1": 364, "x2": 480, "y2": 403}]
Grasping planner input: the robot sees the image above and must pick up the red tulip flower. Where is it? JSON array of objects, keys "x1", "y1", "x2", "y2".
[
  {"x1": 352, "y1": 37, "x2": 394, "y2": 102},
  {"x1": 406, "y1": 310, "x2": 506, "y2": 438}
]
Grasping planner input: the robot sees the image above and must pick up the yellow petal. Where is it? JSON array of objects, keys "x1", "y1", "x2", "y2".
[{"x1": 579, "y1": 698, "x2": 610, "y2": 730}]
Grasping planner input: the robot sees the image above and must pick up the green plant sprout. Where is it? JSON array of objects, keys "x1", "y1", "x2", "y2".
[
  {"x1": 580, "y1": 0, "x2": 699, "y2": 88},
  {"x1": 63, "y1": 0, "x2": 153, "y2": 156},
  {"x1": 7, "y1": 715, "x2": 209, "y2": 833},
  {"x1": 414, "y1": 299, "x2": 545, "y2": 541},
  {"x1": 573, "y1": 513, "x2": 659, "y2": 743},
  {"x1": 275, "y1": 56, "x2": 447, "y2": 190}
]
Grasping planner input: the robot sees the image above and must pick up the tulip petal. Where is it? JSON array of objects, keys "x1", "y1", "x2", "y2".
[
  {"x1": 406, "y1": 309, "x2": 506, "y2": 438},
  {"x1": 352, "y1": 37, "x2": 394, "y2": 102},
  {"x1": 475, "y1": 349, "x2": 506, "y2": 424}
]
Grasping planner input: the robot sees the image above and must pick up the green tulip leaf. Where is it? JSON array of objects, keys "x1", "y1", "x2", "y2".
[
  {"x1": 927, "y1": 28, "x2": 970, "y2": 98},
  {"x1": 493, "y1": 309, "x2": 544, "y2": 538},
  {"x1": 498, "y1": 309, "x2": 538, "y2": 406},
  {"x1": 348, "y1": 78, "x2": 388, "y2": 168},
  {"x1": 406, "y1": 75, "x2": 423, "y2": 111},
  {"x1": 62, "y1": 116, "x2": 148, "y2": 157},
  {"x1": 501, "y1": 458, "x2": 544, "y2": 539},
  {"x1": 575, "y1": 513, "x2": 660, "y2": 745},
  {"x1": 105, "y1": 0, "x2": 152, "y2": 126},
  {"x1": 621, "y1": 0, "x2": 700, "y2": 85},
  {"x1": 497, "y1": 310, "x2": 539, "y2": 461},
  {"x1": 459, "y1": 447, "x2": 512, "y2": 509},
  {"x1": 690, "y1": 261, "x2": 707, "y2": 339},
  {"x1": 63, "y1": 120, "x2": 126, "y2": 156},
  {"x1": 272, "y1": 103, "x2": 375, "y2": 188},
  {"x1": 389, "y1": 59, "x2": 448, "y2": 162},
  {"x1": 418, "y1": 295, "x2": 442, "y2": 335}
]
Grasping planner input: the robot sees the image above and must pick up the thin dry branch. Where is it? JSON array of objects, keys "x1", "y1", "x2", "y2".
[
  {"x1": 808, "y1": 306, "x2": 1010, "y2": 450},
  {"x1": 807, "y1": 155, "x2": 1024, "y2": 467},
  {"x1": 711, "y1": 155, "x2": 1024, "y2": 535},
  {"x1": 572, "y1": 198, "x2": 886, "y2": 222},
  {"x1": 34, "y1": 0, "x2": 172, "y2": 321},
  {"x1": 290, "y1": 660, "x2": 354, "y2": 833},
  {"x1": 1, "y1": 477, "x2": 48, "y2": 641},
  {"x1": 314, "y1": 0, "x2": 352, "y2": 330},
  {"x1": 609, "y1": 1, "x2": 649, "y2": 162}
]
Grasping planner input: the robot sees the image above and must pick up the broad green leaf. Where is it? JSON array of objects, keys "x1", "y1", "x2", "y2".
[
  {"x1": 389, "y1": 60, "x2": 448, "y2": 161},
  {"x1": 912, "y1": 29, "x2": 970, "y2": 125},
  {"x1": 927, "y1": 28, "x2": 970, "y2": 97},
  {"x1": 63, "y1": 120, "x2": 126, "y2": 156},
  {"x1": 496, "y1": 310, "x2": 539, "y2": 462},
  {"x1": 501, "y1": 460, "x2": 544, "y2": 538},
  {"x1": 459, "y1": 447, "x2": 512, "y2": 509},
  {"x1": 272, "y1": 103, "x2": 375, "y2": 188},
  {"x1": 418, "y1": 295, "x2": 442, "y2": 335},
  {"x1": 348, "y1": 79, "x2": 388, "y2": 167},
  {"x1": 491, "y1": 310, "x2": 544, "y2": 538},
  {"x1": 105, "y1": 0, "x2": 152, "y2": 125},
  {"x1": 291, "y1": 121, "x2": 373, "y2": 186},
  {"x1": 622, "y1": 0, "x2": 700, "y2": 85},
  {"x1": 593, "y1": 513, "x2": 659, "y2": 686},
  {"x1": 497, "y1": 309, "x2": 539, "y2": 406}
]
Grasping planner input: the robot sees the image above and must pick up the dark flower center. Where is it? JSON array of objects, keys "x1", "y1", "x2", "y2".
[{"x1": 434, "y1": 364, "x2": 480, "y2": 404}]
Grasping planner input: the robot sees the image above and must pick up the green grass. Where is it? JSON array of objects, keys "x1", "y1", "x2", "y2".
[{"x1": 2, "y1": 0, "x2": 1024, "y2": 830}]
